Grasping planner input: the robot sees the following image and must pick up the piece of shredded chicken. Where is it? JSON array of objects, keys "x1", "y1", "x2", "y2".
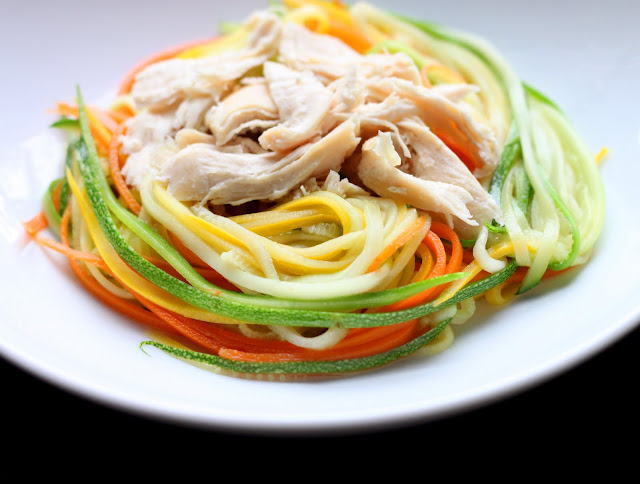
[{"x1": 120, "y1": 7, "x2": 503, "y2": 235}]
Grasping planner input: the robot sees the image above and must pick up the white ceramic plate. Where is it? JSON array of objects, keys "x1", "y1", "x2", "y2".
[{"x1": 2, "y1": 0, "x2": 639, "y2": 435}]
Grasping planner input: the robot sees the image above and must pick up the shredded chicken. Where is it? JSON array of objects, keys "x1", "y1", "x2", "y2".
[
  {"x1": 159, "y1": 118, "x2": 361, "y2": 205},
  {"x1": 130, "y1": 11, "x2": 282, "y2": 111},
  {"x1": 399, "y1": 118, "x2": 502, "y2": 227},
  {"x1": 120, "y1": 8, "x2": 504, "y2": 231},
  {"x1": 206, "y1": 82, "x2": 279, "y2": 145},
  {"x1": 258, "y1": 61, "x2": 334, "y2": 152},
  {"x1": 364, "y1": 77, "x2": 500, "y2": 179},
  {"x1": 278, "y1": 21, "x2": 361, "y2": 82},
  {"x1": 358, "y1": 131, "x2": 477, "y2": 225}
]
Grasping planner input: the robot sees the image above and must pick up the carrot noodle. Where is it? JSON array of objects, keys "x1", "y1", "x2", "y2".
[
  {"x1": 54, "y1": 102, "x2": 120, "y2": 133},
  {"x1": 54, "y1": 102, "x2": 113, "y2": 155},
  {"x1": 379, "y1": 229, "x2": 448, "y2": 311},
  {"x1": 54, "y1": 204, "x2": 176, "y2": 333},
  {"x1": 22, "y1": 211, "x2": 48, "y2": 236},
  {"x1": 108, "y1": 121, "x2": 141, "y2": 214},
  {"x1": 52, "y1": 180, "x2": 63, "y2": 212},
  {"x1": 367, "y1": 216, "x2": 427, "y2": 273},
  {"x1": 218, "y1": 319, "x2": 418, "y2": 362},
  {"x1": 284, "y1": 0, "x2": 373, "y2": 53},
  {"x1": 430, "y1": 221, "x2": 463, "y2": 275},
  {"x1": 33, "y1": 233, "x2": 108, "y2": 269}
]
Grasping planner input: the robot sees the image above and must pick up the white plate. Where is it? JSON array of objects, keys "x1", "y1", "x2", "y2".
[{"x1": 1, "y1": 0, "x2": 639, "y2": 435}]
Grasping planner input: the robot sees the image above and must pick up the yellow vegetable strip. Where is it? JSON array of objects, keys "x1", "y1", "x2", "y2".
[
  {"x1": 283, "y1": 4, "x2": 331, "y2": 33},
  {"x1": 273, "y1": 191, "x2": 364, "y2": 233},
  {"x1": 193, "y1": 205, "x2": 355, "y2": 275},
  {"x1": 410, "y1": 242, "x2": 434, "y2": 284},
  {"x1": 177, "y1": 27, "x2": 247, "y2": 59},
  {"x1": 232, "y1": 209, "x2": 340, "y2": 236},
  {"x1": 141, "y1": 178, "x2": 392, "y2": 299}
]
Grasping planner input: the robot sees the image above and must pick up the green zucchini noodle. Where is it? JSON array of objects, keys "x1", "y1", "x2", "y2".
[{"x1": 28, "y1": 1, "x2": 605, "y2": 376}]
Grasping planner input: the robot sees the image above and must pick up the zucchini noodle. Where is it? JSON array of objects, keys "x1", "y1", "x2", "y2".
[{"x1": 26, "y1": 1, "x2": 605, "y2": 377}]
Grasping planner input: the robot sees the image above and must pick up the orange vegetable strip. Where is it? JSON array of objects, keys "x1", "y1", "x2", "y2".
[
  {"x1": 23, "y1": 205, "x2": 107, "y2": 269},
  {"x1": 184, "y1": 319, "x2": 304, "y2": 354},
  {"x1": 22, "y1": 211, "x2": 48, "y2": 236},
  {"x1": 218, "y1": 319, "x2": 418, "y2": 363},
  {"x1": 379, "y1": 230, "x2": 448, "y2": 311},
  {"x1": 33, "y1": 233, "x2": 108, "y2": 269},
  {"x1": 55, "y1": 102, "x2": 112, "y2": 154},
  {"x1": 52, "y1": 180, "x2": 63, "y2": 212},
  {"x1": 55, "y1": 205, "x2": 176, "y2": 333},
  {"x1": 431, "y1": 128, "x2": 477, "y2": 174},
  {"x1": 462, "y1": 248, "x2": 475, "y2": 264},
  {"x1": 128, "y1": 292, "x2": 228, "y2": 354},
  {"x1": 24, "y1": 206, "x2": 108, "y2": 269},
  {"x1": 430, "y1": 221, "x2": 463, "y2": 275},
  {"x1": 104, "y1": 108, "x2": 132, "y2": 124},
  {"x1": 367, "y1": 216, "x2": 427, "y2": 273},
  {"x1": 108, "y1": 121, "x2": 141, "y2": 214},
  {"x1": 284, "y1": 0, "x2": 372, "y2": 53},
  {"x1": 327, "y1": 18, "x2": 373, "y2": 53},
  {"x1": 332, "y1": 320, "x2": 415, "y2": 348},
  {"x1": 56, "y1": 102, "x2": 118, "y2": 137},
  {"x1": 117, "y1": 37, "x2": 218, "y2": 95},
  {"x1": 109, "y1": 102, "x2": 136, "y2": 120}
]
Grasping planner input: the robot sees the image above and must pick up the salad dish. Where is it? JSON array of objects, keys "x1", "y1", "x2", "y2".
[{"x1": 22, "y1": 0, "x2": 605, "y2": 379}]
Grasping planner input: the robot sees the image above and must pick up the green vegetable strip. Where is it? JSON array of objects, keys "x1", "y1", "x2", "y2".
[
  {"x1": 531, "y1": 167, "x2": 580, "y2": 272},
  {"x1": 488, "y1": 121, "x2": 522, "y2": 209},
  {"x1": 50, "y1": 116, "x2": 80, "y2": 131},
  {"x1": 513, "y1": 163, "x2": 533, "y2": 215},
  {"x1": 141, "y1": 318, "x2": 452, "y2": 375},
  {"x1": 42, "y1": 179, "x2": 62, "y2": 236},
  {"x1": 57, "y1": 141, "x2": 75, "y2": 216}
]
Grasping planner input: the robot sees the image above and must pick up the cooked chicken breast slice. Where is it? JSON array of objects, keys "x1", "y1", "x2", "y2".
[
  {"x1": 159, "y1": 118, "x2": 361, "y2": 205},
  {"x1": 206, "y1": 83, "x2": 279, "y2": 145},
  {"x1": 279, "y1": 21, "x2": 422, "y2": 87},
  {"x1": 399, "y1": 118, "x2": 502, "y2": 228},
  {"x1": 366, "y1": 77, "x2": 500, "y2": 180},
  {"x1": 278, "y1": 21, "x2": 361, "y2": 82},
  {"x1": 130, "y1": 11, "x2": 281, "y2": 111},
  {"x1": 258, "y1": 61, "x2": 334, "y2": 152},
  {"x1": 121, "y1": 96, "x2": 213, "y2": 187},
  {"x1": 357, "y1": 52, "x2": 422, "y2": 86},
  {"x1": 357, "y1": 131, "x2": 477, "y2": 226},
  {"x1": 431, "y1": 83, "x2": 480, "y2": 103}
]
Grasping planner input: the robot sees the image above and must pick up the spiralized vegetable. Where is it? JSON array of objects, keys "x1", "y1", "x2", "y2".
[{"x1": 24, "y1": 1, "x2": 605, "y2": 378}]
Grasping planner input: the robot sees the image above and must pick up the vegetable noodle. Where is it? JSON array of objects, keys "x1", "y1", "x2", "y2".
[{"x1": 24, "y1": 1, "x2": 605, "y2": 379}]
